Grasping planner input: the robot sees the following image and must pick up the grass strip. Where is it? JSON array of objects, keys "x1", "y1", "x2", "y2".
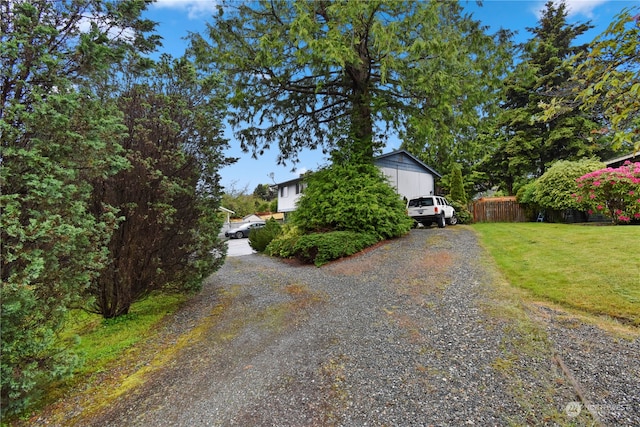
[{"x1": 473, "y1": 223, "x2": 640, "y2": 325}]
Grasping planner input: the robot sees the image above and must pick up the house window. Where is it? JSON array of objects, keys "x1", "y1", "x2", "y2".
[
  {"x1": 295, "y1": 182, "x2": 300, "y2": 194},
  {"x1": 280, "y1": 186, "x2": 288, "y2": 198}
]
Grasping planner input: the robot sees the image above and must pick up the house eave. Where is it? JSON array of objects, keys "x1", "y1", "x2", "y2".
[
  {"x1": 276, "y1": 176, "x2": 305, "y2": 187},
  {"x1": 374, "y1": 149, "x2": 442, "y2": 178},
  {"x1": 605, "y1": 152, "x2": 639, "y2": 167},
  {"x1": 275, "y1": 150, "x2": 441, "y2": 187}
]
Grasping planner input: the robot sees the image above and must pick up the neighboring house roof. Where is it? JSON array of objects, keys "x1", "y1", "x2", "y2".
[
  {"x1": 242, "y1": 214, "x2": 263, "y2": 222},
  {"x1": 258, "y1": 212, "x2": 285, "y2": 221},
  {"x1": 275, "y1": 149, "x2": 440, "y2": 187},
  {"x1": 605, "y1": 152, "x2": 639, "y2": 168},
  {"x1": 374, "y1": 149, "x2": 442, "y2": 178}
]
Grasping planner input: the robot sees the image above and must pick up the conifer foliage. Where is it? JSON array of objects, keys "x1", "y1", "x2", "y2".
[
  {"x1": 1, "y1": 0, "x2": 158, "y2": 414},
  {"x1": 480, "y1": 0, "x2": 601, "y2": 193},
  {"x1": 88, "y1": 56, "x2": 231, "y2": 318},
  {"x1": 191, "y1": 0, "x2": 510, "y2": 166},
  {"x1": 1, "y1": 1, "x2": 229, "y2": 415},
  {"x1": 291, "y1": 162, "x2": 413, "y2": 240}
]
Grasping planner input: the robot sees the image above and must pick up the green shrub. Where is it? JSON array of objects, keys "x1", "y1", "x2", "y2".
[
  {"x1": 265, "y1": 225, "x2": 302, "y2": 258},
  {"x1": 576, "y1": 162, "x2": 640, "y2": 223},
  {"x1": 293, "y1": 231, "x2": 379, "y2": 266},
  {"x1": 535, "y1": 158, "x2": 605, "y2": 211},
  {"x1": 516, "y1": 159, "x2": 605, "y2": 222},
  {"x1": 448, "y1": 200, "x2": 473, "y2": 224},
  {"x1": 267, "y1": 162, "x2": 411, "y2": 265},
  {"x1": 291, "y1": 162, "x2": 413, "y2": 240},
  {"x1": 1, "y1": 287, "x2": 81, "y2": 416},
  {"x1": 516, "y1": 181, "x2": 540, "y2": 220},
  {"x1": 248, "y1": 218, "x2": 282, "y2": 252},
  {"x1": 449, "y1": 163, "x2": 468, "y2": 204}
]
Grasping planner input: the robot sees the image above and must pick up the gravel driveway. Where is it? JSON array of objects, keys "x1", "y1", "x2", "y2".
[{"x1": 34, "y1": 227, "x2": 639, "y2": 426}]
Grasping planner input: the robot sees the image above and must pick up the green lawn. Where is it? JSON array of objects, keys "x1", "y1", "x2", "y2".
[
  {"x1": 42, "y1": 293, "x2": 189, "y2": 404},
  {"x1": 63, "y1": 293, "x2": 188, "y2": 373},
  {"x1": 4, "y1": 293, "x2": 190, "y2": 422},
  {"x1": 473, "y1": 223, "x2": 640, "y2": 326}
]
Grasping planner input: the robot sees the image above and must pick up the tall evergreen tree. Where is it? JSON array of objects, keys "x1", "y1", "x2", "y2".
[
  {"x1": 190, "y1": 0, "x2": 510, "y2": 166},
  {"x1": 479, "y1": 0, "x2": 601, "y2": 194},
  {"x1": 0, "y1": 0, "x2": 157, "y2": 415},
  {"x1": 542, "y1": 6, "x2": 639, "y2": 154},
  {"x1": 449, "y1": 163, "x2": 467, "y2": 205},
  {"x1": 87, "y1": 55, "x2": 231, "y2": 318}
]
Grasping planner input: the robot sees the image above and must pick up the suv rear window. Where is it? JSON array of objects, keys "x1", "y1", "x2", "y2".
[{"x1": 408, "y1": 197, "x2": 434, "y2": 207}]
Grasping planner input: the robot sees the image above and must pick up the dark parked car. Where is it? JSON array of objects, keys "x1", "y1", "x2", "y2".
[{"x1": 225, "y1": 221, "x2": 266, "y2": 239}]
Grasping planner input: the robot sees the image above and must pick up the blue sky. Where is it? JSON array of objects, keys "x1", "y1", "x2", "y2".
[{"x1": 143, "y1": 0, "x2": 638, "y2": 192}]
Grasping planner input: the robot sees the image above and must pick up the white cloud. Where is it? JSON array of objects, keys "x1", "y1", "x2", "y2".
[
  {"x1": 294, "y1": 167, "x2": 308, "y2": 176},
  {"x1": 77, "y1": 14, "x2": 135, "y2": 43},
  {"x1": 153, "y1": 0, "x2": 218, "y2": 20},
  {"x1": 531, "y1": 0, "x2": 613, "y2": 19},
  {"x1": 563, "y1": 0, "x2": 611, "y2": 18}
]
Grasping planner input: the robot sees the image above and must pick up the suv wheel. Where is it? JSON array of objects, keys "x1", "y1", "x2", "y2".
[
  {"x1": 447, "y1": 214, "x2": 458, "y2": 225},
  {"x1": 437, "y1": 214, "x2": 446, "y2": 228}
]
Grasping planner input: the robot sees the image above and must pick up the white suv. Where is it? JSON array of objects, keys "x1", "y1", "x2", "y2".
[{"x1": 406, "y1": 196, "x2": 457, "y2": 228}]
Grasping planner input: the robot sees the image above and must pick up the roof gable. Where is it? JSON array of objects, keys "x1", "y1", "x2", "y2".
[
  {"x1": 276, "y1": 150, "x2": 441, "y2": 187},
  {"x1": 374, "y1": 150, "x2": 441, "y2": 178}
]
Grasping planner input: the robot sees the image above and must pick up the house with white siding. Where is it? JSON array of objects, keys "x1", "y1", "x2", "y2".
[
  {"x1": 276, "y1": 150, "x2": 441, "y2": 213},
  {"x1": 374, "y1": 150, "x2": 441, "y2": 201},
  {"x1": 276, "y1": 177, "x2": 306, "y2": 213}
]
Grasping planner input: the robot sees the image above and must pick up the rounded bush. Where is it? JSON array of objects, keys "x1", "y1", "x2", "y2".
[
  {"x1": 291, "y1": 162, "x2": 413, "y2": 240},
  {"x1": 535, "y1": 158, "x2": 605, "y2": 211},
  {"x1": 575, "y1": 161, "x2": 640, "y2": 223},
  {"x1": 248, "y1": 218, "x2": 282, "y2": 252}
]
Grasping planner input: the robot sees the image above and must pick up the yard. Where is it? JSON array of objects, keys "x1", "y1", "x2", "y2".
[
  {"x1": 62, "y1": 224, "x2": 640, "y2": 384},
  {"x1": 11, "y1": 224, "x2": 640, "y2": 424},
  {"x1": 62, "y1": 223, "x2": 640, "y2": 381},
  {"x1": 473, "y1": 222, "x2": 640, "y2": 326}
]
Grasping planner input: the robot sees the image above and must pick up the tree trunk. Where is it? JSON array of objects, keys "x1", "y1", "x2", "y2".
[{"x1": 344, "y1": 40, "x2": 374, "y2": 163}]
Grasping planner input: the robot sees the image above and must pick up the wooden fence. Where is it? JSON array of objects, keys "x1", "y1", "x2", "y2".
[{"x1": 471, "y1": 196, "x2": 528, "y2": 223}]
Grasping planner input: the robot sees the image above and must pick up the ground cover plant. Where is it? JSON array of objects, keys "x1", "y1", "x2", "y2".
[
  {"x1": 473, "y1": 223, "x2": 640, "y2": 325},
  {"x1": 65, "y1": 293, "x2": 187, "y2": 373},
  {"x1": 291, "y1": 231, "x2": 379, "y2": 267}
]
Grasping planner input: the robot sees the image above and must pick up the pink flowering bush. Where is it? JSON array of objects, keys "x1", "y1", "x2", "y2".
[{"x1": 574, "y1": 161, "x2": 640, "y2": 223}]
